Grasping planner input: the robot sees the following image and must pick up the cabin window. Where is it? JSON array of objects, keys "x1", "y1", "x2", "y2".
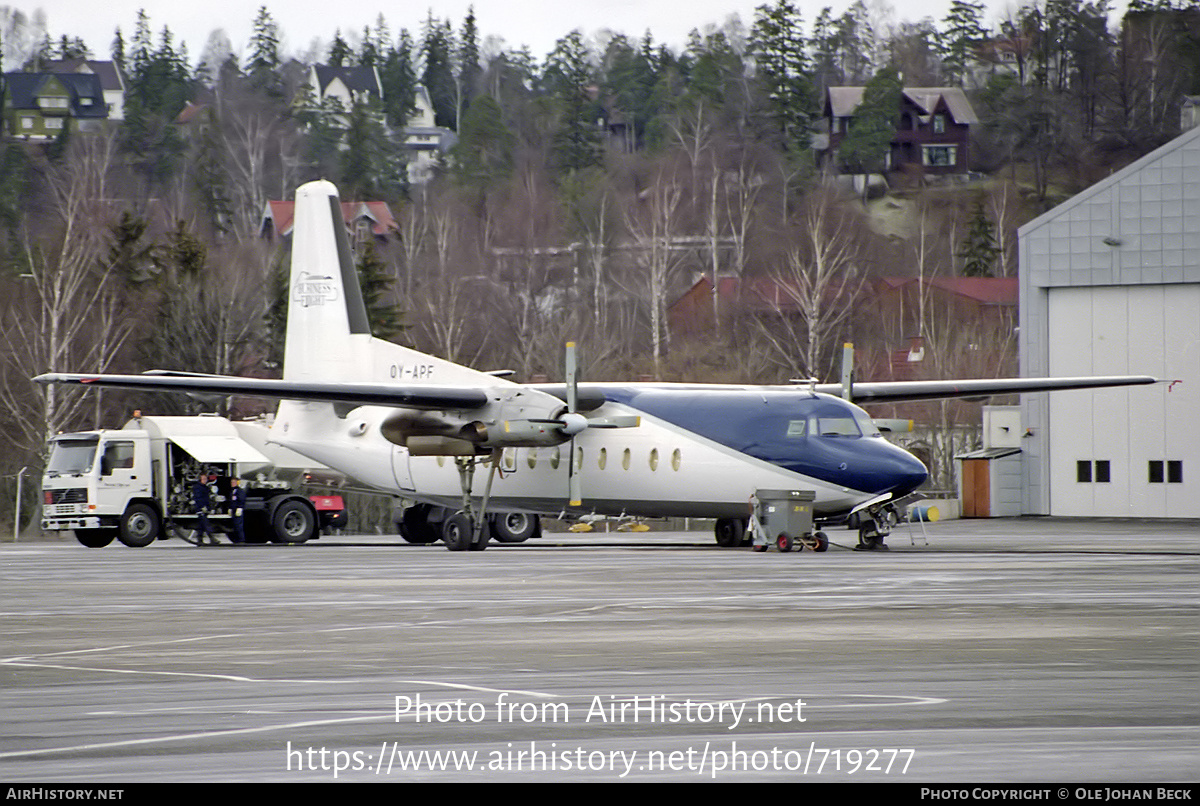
[
  {"x1": 598, "y1": 447, "x2": 607, "y2": 470},
  {"x1": 622, "y1": 448, "x2": 631, "y2": 470},
  {"x1": 671, "y1": 449, "x2": 681, "y2": 471},
  {"x1": 574, "y1": 447, "x2": 583, "y2": 472},
  {"x1": 649, "y1": 448, "x2": 659, "y2": 471},
  {"x1": 527, "y1": 450, "x2": 537, "y2": 470},
  {"x1": 502, "y1": 449, "x2": 516, "y2": 471},
  {"x1": 550, "y1": 447, "x2": 560, "y2": 470}
]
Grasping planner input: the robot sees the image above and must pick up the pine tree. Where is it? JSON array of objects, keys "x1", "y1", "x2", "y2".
[
  {"x1": 458, "y1": 6, "x2": 481, "y2": 113},
  {"x1": 750, "y1": 0, "x2": 818, "y2": 151},
  {"x1": 941, "y1": 0, "x2": 988, "y2": 84},
  {"x1": 958, "y1": 199, "x2": 1000, "y2": 276},
  {"x1": 245, "y1": 6, "x2": 281, "y2": 94},
  {"x1": 421, "y1": 14, "x2": 458, "y2": 129},
  {"x1": 327, "y1": 29, "x2": 352, "y2": 67},
  {"x1": 837, "y1": 65, "x2": 901, "y2": 178},
  {"x1": 544, "y1": 29, "x2": 602, "y2": 176},
  {"x1": 357, "y1": 240, "x2": 405, "y2": 343},
  {"x1": 379, "y1": 29, "x2": 418, "y2": 127},
  {"x1": 450, "y1": 93, "x2": 515, "y2": 193}
]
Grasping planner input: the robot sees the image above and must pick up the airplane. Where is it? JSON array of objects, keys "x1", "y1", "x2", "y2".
[{"x1": 35, "y1": 180, "x2": 1159, "y2": 552}]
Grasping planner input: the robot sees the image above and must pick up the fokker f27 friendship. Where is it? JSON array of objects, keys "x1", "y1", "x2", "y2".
[{"x1": 37, "y1": 180, "x2": 1158, "y2": 551}]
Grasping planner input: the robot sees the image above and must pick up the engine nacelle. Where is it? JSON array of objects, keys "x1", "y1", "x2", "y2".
[{"x1": 467, "y1": 419, "x2": 569, "y2": 449}]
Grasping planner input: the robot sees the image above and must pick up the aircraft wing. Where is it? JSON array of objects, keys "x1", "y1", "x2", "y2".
[
  {"x1": 32, "y1": 373, "x2": 490, "y2": 410},
  {"x1": 815, "y1": 375, "x2": 1159, "y2": 404}
]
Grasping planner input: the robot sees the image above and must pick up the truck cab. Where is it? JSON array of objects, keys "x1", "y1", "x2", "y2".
[{"x1": 42, "y1": 415, "x2": 325, "y2": 548}]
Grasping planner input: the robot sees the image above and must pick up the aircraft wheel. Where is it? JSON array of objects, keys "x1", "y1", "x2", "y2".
[
  {"x1": 714, "y1": 517, "x2": 745, "y2": 548},
  {"x1": 75, "y1": 529, "x2": 116, "y2": 548},
  {"x1": 776, "y1": 532, "x2": 794, "y2": 553},
  {"x1": 442, "y1": 513, "x2": 474, "y2": 552},
  {"x1": 491, "y1": 512, "x2": 538, "y2": 543},
  {"x1": 468, "y1": 519, "x2": 490, "y2": 552},
  {"x1": 813, "y1": 531, "x2": 829, "y2": 552},
  {"x1": 400, "y1": 505, "x2": 440, "y2": 544},
  {"x1": 271, "y1": 500, "x2": 316, "y2": 544},
  {"x1": 118, "y1": 504, "x2": 159, "y2": 548}
]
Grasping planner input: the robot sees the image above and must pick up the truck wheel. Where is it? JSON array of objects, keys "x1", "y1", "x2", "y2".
[
  {"x1": 271, "y1": 499, "x2": 316, "y2": 544},
  {"x1": 118, "y1": 504, "x2": 160, "y2": 548},
  {"x1": 75, "y1": 529, "x2": 116, "y2": 548},
  {"x1": 491, "y1": 512, "x2": 538, "y2": 543}
]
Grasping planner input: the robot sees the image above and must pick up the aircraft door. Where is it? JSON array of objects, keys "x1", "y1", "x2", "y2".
[{"x1": 391, "y1": 444, "x2": 414, "y2": 492}]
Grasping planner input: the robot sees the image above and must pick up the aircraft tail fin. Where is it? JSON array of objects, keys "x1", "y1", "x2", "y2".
[
  {"x1": 283, "y1": 180, "x2": 368, "y2": 382},
  {"x1": 282, "y1": 180, "x2": 502, "y2": 389}
]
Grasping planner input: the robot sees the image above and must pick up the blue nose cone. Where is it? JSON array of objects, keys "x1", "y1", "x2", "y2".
[{"x1": 889, "y1": 448, "x2": 929, "y2": 496}]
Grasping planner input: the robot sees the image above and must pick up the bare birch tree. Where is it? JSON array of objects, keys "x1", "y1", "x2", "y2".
[
  {"x1": 0, "y1": 135, "x2": 132, "y2": 452},
  {"x1": 620, "y1": 168, "x2": 684, "y2": 379},
  {"x1": 755, "y1": 190, "x2": 864, "y2": 381}
]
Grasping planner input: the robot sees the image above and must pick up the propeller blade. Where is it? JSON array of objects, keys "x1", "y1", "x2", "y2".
[
  {"x1": 568, "y1": 442, "x2": 582, "y2": 506},
  {"x1": 565, "y1": 341, "x2": 578, "y2": 414}
]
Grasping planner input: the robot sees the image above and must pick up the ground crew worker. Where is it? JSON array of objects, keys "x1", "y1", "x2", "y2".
[
  {"x1": 229, "y1": 477, "x2": 247, "y2": 544},
  {"x1": 192, "y1": 473, "x2": 218, "y2": 546}
]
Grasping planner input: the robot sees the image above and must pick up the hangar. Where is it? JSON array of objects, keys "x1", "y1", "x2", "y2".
[{"x1": 1019, "y1": 127, "x2": 1200, "y2": 518}]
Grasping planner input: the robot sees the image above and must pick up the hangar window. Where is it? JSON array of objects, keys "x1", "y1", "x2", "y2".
[
  {"x1": 1076, "y1": 461, "x2": 1091, "y2": 482},
  {"x1": 1149, "y1": 460, "x2": 1183, "y2": 483},
  {"x1": 1077, "y1": 460, "x2": 1110, "y2": 483}
]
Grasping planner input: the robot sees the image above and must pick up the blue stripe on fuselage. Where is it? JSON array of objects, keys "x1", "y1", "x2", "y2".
[{"x1": 597, "y1": 386, "x2": 927, "y2": 496}]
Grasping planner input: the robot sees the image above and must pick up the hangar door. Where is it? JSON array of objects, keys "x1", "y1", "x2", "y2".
[{"x1": 1047, "y1": 284, "x2": 1198, "y2": 518}]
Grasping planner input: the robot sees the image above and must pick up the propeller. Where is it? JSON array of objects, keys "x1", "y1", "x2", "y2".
[{"x1": 529, "y1": 342, "x2": 639, "y2": 506}]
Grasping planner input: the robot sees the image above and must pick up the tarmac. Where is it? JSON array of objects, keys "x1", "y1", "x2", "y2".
[{"x1": 1, "y1": 517, "x2": 1196, "y2": 782}]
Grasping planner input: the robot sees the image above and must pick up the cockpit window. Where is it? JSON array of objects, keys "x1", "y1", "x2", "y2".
[
  {"x1": 854, "y1": 410, "x2": 882, "y2": 437},
  {"x1": 813, "y1": 416, "x2": 861, "y2": 437},
  {"x1": 786, "y1": 419, "x2": 807, "y2": 437}
]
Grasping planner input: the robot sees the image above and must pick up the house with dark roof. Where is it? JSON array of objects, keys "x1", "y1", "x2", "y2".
[
  {"x1": 306, "y1": 64, "x2": 383, "y2": 111},
  {"x1": 822, "y1": 86, "x2": 978, "y2": 175},
  {"x1": 43, "y1": 58, "x2": 126, "y2": 121},
  {"x1": 3, "y1": 72, "x2": 108, "y2": 140}
]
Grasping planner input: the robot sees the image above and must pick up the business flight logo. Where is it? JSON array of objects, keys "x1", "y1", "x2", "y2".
[{"x1": 293, "y1": 272, "x2": 340, "y2": 307}]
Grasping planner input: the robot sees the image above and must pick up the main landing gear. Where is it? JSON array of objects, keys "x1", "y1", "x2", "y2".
[{"x1": 397, "y1": 452, "x2": 518, "y2": 552}]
